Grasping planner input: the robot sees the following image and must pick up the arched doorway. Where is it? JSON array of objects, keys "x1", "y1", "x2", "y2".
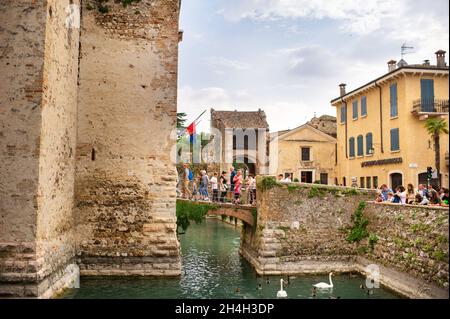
[
  {"x1": 233, "y1": 156, "x2": 256, "y2": 178},
  {"x1": 390, "y1": 173, "x2": 403, "y2": 190}
]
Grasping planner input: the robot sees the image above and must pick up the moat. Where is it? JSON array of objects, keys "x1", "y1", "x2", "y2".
[{"x1": 61, "y1": 219, "x2": 402, "y2": 299}]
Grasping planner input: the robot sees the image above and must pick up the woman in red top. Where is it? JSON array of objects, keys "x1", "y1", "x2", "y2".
[{"x1": 233, "y1": 170, "x2": 243, "y2": 204}]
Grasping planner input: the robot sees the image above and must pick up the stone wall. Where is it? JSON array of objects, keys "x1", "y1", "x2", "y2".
[
  {"x1": 0, "y1": 0, "x2": 80, "y2": 297},
  {"x1": 74, "y1": 0, "x2": 181, "y2": 275},
  {"x1": 240, "y1": 178, "x2": 449, "y2": 298}
]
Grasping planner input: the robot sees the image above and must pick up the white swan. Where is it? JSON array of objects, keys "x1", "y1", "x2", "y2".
[
  {"x1": 313, "y1": 272, "x2": 334, "y2": 289},
  {"x1": 277, "y1": 279, "x2": 288, "y2": 298}
]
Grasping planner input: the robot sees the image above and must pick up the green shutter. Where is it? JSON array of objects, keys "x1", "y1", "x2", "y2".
[
  {"x1": 353, "y1": 101, "x2": 358, "y2": 119},
  {"x1": 366, "y1": 133, "x2": 373, "y2": 155},
  {"x1": 390, "y1": 128, "x2": 400, "y2": 151},
  {"x1": 361, "y1": 96, "x2": 367, "y2": 116},
  {"x1": 390, "y1": 83, "x2": 398, "y2": 117},
  {"x1": 357, "y1": 135, "x2": 364, "y2": 156},
  {"x1": 349, "y1": 137, "x2": 355, "y2": 157}
]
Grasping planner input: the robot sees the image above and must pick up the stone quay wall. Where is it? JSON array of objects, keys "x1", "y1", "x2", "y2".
[{"x1": 240, "y1": 178, "x2": 449, "y2": 299}]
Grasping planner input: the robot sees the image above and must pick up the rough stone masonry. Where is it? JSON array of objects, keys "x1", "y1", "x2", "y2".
[{"x1": 0, "y1": 0, "x2": 182, "y2": 297}]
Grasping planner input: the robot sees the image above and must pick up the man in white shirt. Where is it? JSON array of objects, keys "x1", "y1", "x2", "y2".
[{"x1": 210, "y1": 172, "x2": 219, "y2": 202}]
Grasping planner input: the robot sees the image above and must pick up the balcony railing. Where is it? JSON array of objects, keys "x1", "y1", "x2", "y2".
[{"x1": 412, "y1": 99, "x2": 449, "y2": 114}]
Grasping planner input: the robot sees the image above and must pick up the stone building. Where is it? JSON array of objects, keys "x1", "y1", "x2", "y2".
[
  {"x1": 210, "y1": 109, "x2": 270, "y2": 176},
  {"x1": 272, "y1": 116, "x2": 337, "y2": 184},
  {"x1": 0, "y1": 0, "x2": 182, "y2": 298}
]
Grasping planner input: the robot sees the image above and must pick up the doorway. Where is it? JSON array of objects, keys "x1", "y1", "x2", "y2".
[
  {"x1": 320, "y1": 173, "x2": 328, "y2": 185},
  {"x1": 301, "y1": 171, "x2": 313, "y2": 183},
  {"x1": 390, "y1": 173, "x2": 403, "y2": 190}
]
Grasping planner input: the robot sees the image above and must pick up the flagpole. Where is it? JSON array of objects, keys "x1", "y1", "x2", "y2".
[{"x1": 178, "y1": 109, "x2": 207, "y2": 138}]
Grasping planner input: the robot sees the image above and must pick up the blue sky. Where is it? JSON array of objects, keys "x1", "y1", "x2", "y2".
[{"x1": 178, "y1": 0, "x2": 449, "y2": 132}]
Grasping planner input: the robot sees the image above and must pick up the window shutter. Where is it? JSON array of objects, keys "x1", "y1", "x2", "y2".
[
  {"x1": 390, "y1": 128, "x2": 400, "y2": 151},
  {"x1": 361, "y1": 96, "x2": 367, "y2": 116},
  {"x1": 390, "y1": 83, "x2": 398, "y2": 117},
  {"x1": 349, "y1": 137, "x2": 355, "y2": 157},
  {"x1": 366, "y1": 133, "x2": 373, "y2": 155},
  {"x1": 353, "y1": 101, "x2": 358, "y2": 119},
  {"x1": 357, "y1": 135, "x2": 364, "y2": 156},
  {"x1": 340, "y1": 105, "x2": 346, "y2": 123}
]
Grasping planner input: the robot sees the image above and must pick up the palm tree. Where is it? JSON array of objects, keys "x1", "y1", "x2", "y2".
[{"x1": 424, "y1": 118, "x2": 449, "y2": 188}]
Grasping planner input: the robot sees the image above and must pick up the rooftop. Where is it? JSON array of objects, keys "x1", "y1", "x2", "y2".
[{"x1": 211, "y1": 109, "x2": 269, "y2": 129}]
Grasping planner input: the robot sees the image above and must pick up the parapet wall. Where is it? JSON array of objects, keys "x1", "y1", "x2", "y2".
[{"x1": 240, "y1": 178, "x2": 449, "y2": 299}]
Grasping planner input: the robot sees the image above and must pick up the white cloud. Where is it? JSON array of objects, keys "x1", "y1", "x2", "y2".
[
  {"x1": 205, "y1": 56, "x2": 251, "y2": 74},
  {"x1": 219, "y1": 0, "x2": 405, "y2": 35}
]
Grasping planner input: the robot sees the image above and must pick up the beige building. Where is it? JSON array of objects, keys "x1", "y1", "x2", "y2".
[
  {"x1": 273, "y1": 116, "x2": 337, "y2": 184},
  {"x1": 331, "y1": 50, "x2": 449, "y2": 189}
]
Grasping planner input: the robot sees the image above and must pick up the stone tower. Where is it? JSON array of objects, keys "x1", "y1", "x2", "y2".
[{"x1": 0, "y1": 0, "x2": 181, "y2": 297}]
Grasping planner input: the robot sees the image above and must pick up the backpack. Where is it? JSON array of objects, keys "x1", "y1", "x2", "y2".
[{"x1": 188, "y1": 170, "x2": 193, "y2": 181}]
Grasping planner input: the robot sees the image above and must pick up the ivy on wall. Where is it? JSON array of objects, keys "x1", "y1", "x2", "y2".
[{"x1": 176, "y1": 200, "x2": 218, "y2": 233}]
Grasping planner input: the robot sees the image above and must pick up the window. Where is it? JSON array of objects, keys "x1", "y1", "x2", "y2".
[
  {"x1": 366, "y1": 177, "x2": 372, "y2": 189},
  {"x1": 349, "y1": 137, "x2": 355, "y2": 158},
  {"x1": 420, "y1": 79, "x2": 435, "y2": 112},
  {"x1": 361, "y1": 96, "x2": 367, "y2": 117},
  {"x1": 390, "y1": 128, "x2": 400, "y2": 151},
  {"x1": 301, "y1": 147, "x2": 311, "y2": 161},
  {"x1": 360, "y1": 177, "x2": 365, "y2": 188},
  {"x1": 340, "y1": 105, "x2": 347, "y2": 123},
  {"x1": 373, "y1": 176, "x2": 378, "y2": 189},
  {"x1": 343, "y1": 177, "x2": 347, "y2": 186},
  {"x1": 357, "y1": 135, "x2": 364, "y2": 156},
  {"x1": 366, "y1": 133, "x2": 373, "y2": 155},
  {"x1": 352, "y1": 100, "x2": 358, "y2": 120},
  {"x1": 390, "y1": 83, "x2": 398, "y2": 117}
]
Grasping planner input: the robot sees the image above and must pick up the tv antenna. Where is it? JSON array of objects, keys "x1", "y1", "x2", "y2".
[{"x1": 401, "y1": 43, "x2": 414, "y2": 59}]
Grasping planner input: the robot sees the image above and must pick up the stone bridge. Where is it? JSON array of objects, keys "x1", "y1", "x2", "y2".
[{"x1": 177, "y1": 199, "x2": 256, "y2": 227}]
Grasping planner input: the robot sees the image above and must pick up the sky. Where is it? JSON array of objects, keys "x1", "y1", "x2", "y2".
[{"x1": 177, "y1": 0, "x2": 449, "y2": 133}]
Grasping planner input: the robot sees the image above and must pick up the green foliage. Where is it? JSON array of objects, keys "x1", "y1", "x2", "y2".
[
  {"x1": 424, "y1": 118, "x2": 449, "y2": 137},
  {"x1": 308, "y1": 186, "x2": 327, "y2": 198},
  {"x1": 257, "y1": 176, "x2": 279, "y2": 191},
  {"x1": 410, "y1": 222, "x2": 431, "y2": 233},
  {"x1": 368, "y1": 233, "x2": 378, "y2": 250},
  {"x1": 176, "y1": 200, "x2": 218, "y2": 232},
  {"x1": 346, "y1": 202, "x2": 369, "y2": 243},
  {"x1": 432, "y1": 248, "x2": 448, "y2": 262},
  {"x1": 293, "y1": 178, "x2": 299, "y2": 183},
  {"x1": 357, "y1": 246, "x2": 368, "y2": 255},
  {"x1": 251, "y1": 208, "x2": 258, "y2": 233},
  {"x1": 176, "y1": 112, "x2": 187, "y2": 130},
  {"x1": 287, "y1": 184, "x2": 300, "y2": 193},
  {"x1": 342, "y1": 188, "x2": 360, "y2": 196}
]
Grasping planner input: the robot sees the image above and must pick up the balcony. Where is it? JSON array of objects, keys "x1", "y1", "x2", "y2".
[{"x1": 412, "y1": 99, "x2": 449, "y2": 120}]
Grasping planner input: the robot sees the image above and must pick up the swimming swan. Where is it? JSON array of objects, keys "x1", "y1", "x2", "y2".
[
  {"x1": 277, "y1": 279, "x2": 288, "y2": 298},
  {"x1": 313, "y1": 272, "x2": 334, "y2": 289}
]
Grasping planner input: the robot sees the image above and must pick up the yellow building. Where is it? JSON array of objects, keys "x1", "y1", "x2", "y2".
[
  {"x1": 273, "y1": 116, "x2": 337, "y2": 184},
  {"x1": 331, "y1": 50, "x2": 449, "y2": 189}
]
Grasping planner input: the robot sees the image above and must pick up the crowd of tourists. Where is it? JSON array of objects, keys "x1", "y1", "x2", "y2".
[
  {"x1": 178, "y1": 164, "x2": 257, "y2": 205},
  {"x1": 374, "y1": 183, "x2": 449, "y2": 207}
]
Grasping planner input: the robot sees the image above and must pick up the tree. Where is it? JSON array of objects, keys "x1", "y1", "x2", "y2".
[
  {"x1": 177, "y1": 112, "x2": 187, "y2": 129},
  {"x1": 424, "y1": 118, "x2": 449, "y2": 188}
]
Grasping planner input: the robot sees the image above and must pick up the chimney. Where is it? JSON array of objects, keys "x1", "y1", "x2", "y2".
[
  {"x1": 387, "y1": 60, "x2": 397, "y2": 72},
  {"x1": 339, "y1": 83, "x2": 346, "y2": 97},
  {"x1": 435, "y1": 50, "x2": 446, "y2": 68}
]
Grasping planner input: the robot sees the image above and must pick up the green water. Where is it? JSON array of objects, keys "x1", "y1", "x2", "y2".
[{"x1": 61, "y1": 219, "x2": 402, "y2": 299}]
